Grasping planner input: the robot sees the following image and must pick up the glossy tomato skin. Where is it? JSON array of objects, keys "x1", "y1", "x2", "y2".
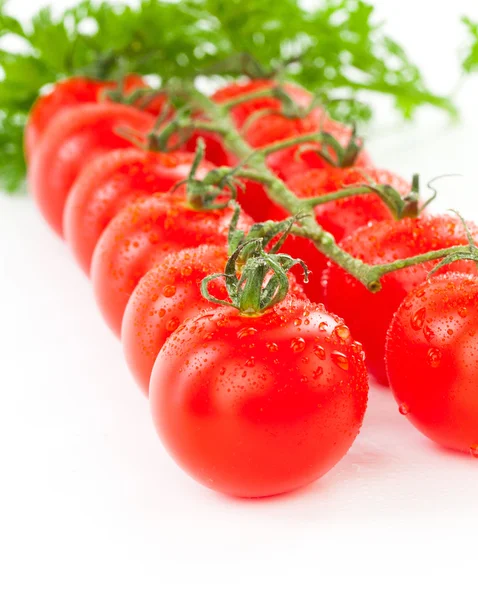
[
  {"x1": 386, "y1": 273, "x2": 478, "y2": 454},
  {"x1": 25, "y1": 74, "x2": 158, "y2": 161},
  {"x1": 323, "y1": 215, "x2": 478, "y2": 385},
  {"x1": 150, "y1": 297, "x2": 368, "y2": 498},
  {"x1": 91, "y1": 193, "x2": 252, "y2": 337},
  {"x1": 122, "y1": 244, "x2": 308, "y2": 395},
  {"x1": 266, "y1": 120, "x2": 373, "y2": 182},
  {"x1": 280, "y1": 167, "x2": 408, "y2": 302},
  {"x1": 122, "y1": 244, "x2": 229, "y2": 395},
  {"x1": 63, "y1": 148, "x2": 214, "y2": 274},
  {"x1": 29, "y1": 103, "x2": 155, "y2": 237},
  {"x1": 212, "y1": 79, "x2": 314, "y2": 129}
]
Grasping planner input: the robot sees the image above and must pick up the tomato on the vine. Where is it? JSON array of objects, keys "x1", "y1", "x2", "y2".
[
  {"x1": 279, "y1": 167, "x2": 409, "y2": 302},
  {"x1": 386, "y1": 272, "x2": 478, "y2": 455},
  {"x1": 266, "y1": 120, "x2": 372, "y2": 182},
  {"x1": 323, "y1": 214, "x2": 478, "y2": 384},
  {"x1": 91, "y1": 193, "x2": 252, "y2": 337},
  {"x1": 149, "y1": 295, "x2": 368, "y2": 497},
  {"x1": 212, "y1": 79, "x2": 315, "y2": 129},
  {"x1": 25, "y1": 74, "x2": 163, "y2": 160},
  {"x1": 122, "y1": 244, "x2": 307, "y2": 394},
  {"x1": 29, "y1": 103, "x2": 156, "y2": 237},
  {"x1": 63, "y1": 148, "x2": 215, "y2": 274}
]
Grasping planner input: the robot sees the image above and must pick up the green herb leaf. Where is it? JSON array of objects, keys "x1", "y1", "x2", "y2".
[{"x1": 462, "y1": 16, "x2": 478, "y2": 73}]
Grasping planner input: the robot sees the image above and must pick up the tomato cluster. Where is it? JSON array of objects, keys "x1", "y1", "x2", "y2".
[{"x1": 26, "y1": 74, "x2": 478, "y2": 498}]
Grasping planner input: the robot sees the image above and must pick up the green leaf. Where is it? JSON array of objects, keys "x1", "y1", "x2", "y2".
[{"x1": 462, "y1": 16, "x2": 478, "y2": 73}]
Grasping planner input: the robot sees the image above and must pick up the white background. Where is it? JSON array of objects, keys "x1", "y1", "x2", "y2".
[{"x1": 2, "y1": 1, "x2": 478, "y2": 598}]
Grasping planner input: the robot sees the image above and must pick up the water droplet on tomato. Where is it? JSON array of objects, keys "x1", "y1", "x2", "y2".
[
  {"x1": 237, "y1": 327, "x2": 258, "y2": 339},
  {"x1": 423, "y1": 325, "x2": 435, "y2": 342},
  {"x1": 291, "y1": 337, "x2": 306, "y2": 353},
  {"x1": 350, "y1": 341, "x2": 363, "y2": 354},
  {"x1": 411, "y1": 307, "x2": 426, "y2": 330},
  {"x1": 319, "y1": 322, "x2": 328, "y2": 332},
  {"x1": 415, "y1": 288, "x2": 425, "y2": 298},
  {"x1": 334, "y1": 324, "x2": 351, "y2": 340},
  {"x1": 294, "y1": 318, "x2": 302, "y2": 327},
  {"x1": 219, "y1": 367, "x2": 226, "y2": 375},
  {"x1": 331, "y1": 351, "x2": 349, "y2": 371},
  {"x1": 245, "y1": 357, "x2": 255, "y2": 367},
  {"x1": 300, "y1": 376, "x2": 308, "y2": 383},
  {"x1": 470, "y1": 445, "x2": 478, "y2": 458},
  {"x1": 181, "y1": 265, "x2": 192, "y2": 277},
  {"x1": 399, "y1": 403, "x2": 410, "y2": 416},
  {"x1": 313, "y1": 366, "x2": 324, "y2": 379},
  {"x1": 266, "y1": 342, "x2": 278, "y2": 353},
  {"x1": 427, "y1": 348, "x2": 442, "y2": 368},
  {"x1": 166, "y1": 316, "x2": 180, "y2": 332},
  {"x1": 313, "y1": 345, "x2": 326, "y2": 360},
  {"x1": 158, "y1": 308, "x2": 166, "y2": 318},
  {"x1": 458, "y1": 307, "x2": 468, "y2": 318},
  {"x1": 163, "y1": 285, "x2": 176, "y2": 298}
]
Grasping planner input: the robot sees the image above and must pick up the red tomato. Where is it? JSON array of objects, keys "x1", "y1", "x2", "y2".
[
  {"x1": 63, "y1": 148, "x2": 215, "y2": 274},
  {"x1": 149, "y1": 296, "x2": 368, "y2": 497},
  {"x1": 29, "y1": 103, "x2": 155, "y2": 236},
  {"x1": 280, "y1": 167, "x2": 409, "y2": 302},
  {"x1": 122, "y1": 244, "x2": 228, "y2": 394},
  {"x1": 122, "y1": 244, "x2": 307, "y2": 395},
  {"x1": 266, "y1": 120, "x2": 373, "y2": 182},
  {"x1": 244, "y1": 109, "x2": 323, "y2": 150},
  {"x1": 184, "y1": 131, "x2": 236, "y2": 168},
  {"x1": 91, "y1": 193, "x2": 252, "y2": 337},
  {"x1": 323, "y1": 215, "x2": 478, "y2": 384},
  {"x1": 212, "y1": 79, "x2": 315, "y2": 129},
  {"x1": 25, "y1": 74, "x2": 162, "y2": 160},
  {"x1": 386, "y1": 273, "x2": 478, "y2": 455}
]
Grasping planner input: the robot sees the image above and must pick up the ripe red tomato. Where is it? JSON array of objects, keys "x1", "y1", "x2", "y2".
[
  {"x1": 25, "y1": 74, "x2": 161, "y2": 160},
  {"x1": 122, "y1": 244, "x2": 307, "y2": 395},
  {"x1": 63, "y1": 148, "x2": 215, "y2": 274},
  {"x1": 91, "y1": 193, "x2": 252, "y2": 337},
  {"x1": 280, "y1": 167, "x2": 409, "y2": 302},
  {"x1": 212, "y1": 79, "x2": 315, "y2": 129},
  {"x1": 323, "y1": 215, "x2": 478, "y2": 384},
  {"x1": 149, "y1": 296, "x2": 368, "y2": 497},
  {"x1": 122, "y1": 244, "x2": 229, "y2": 394},
  {"x1": 266, "y1": 120, "x2": 373, "y2": 182},
  {"x1": 386, "y1": 272, "x2": 478, "y2": 455},
  {"x1": 29, "y1": 103, "x2": 155, "y2": 236}
]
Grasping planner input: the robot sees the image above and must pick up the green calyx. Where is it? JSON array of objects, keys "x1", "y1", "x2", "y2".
[
  {"x1": 295, "y1": 123, "x2": 364, "y2": 168},
  {"x1": 202, "y1": 217, "x2": 308, "y2": 315}
]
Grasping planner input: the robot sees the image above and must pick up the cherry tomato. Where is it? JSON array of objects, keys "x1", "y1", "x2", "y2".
[
  {"x1": 91, "y1": 193, "x2": 252, "y2": 337},
  {"x1": 323, "y1": 215, "x2": 478, "y2": 384},
  {"x1": 64, "y1": 148, "x2": 215, "y2": 274},
  {"x1": 149, "y1": 296, "x2": 368, "y2": 497},
  {"x1": 212, "y1": 79, "x2": 315, "y2": 129},
  {"x1": 280, "y1": 167, "x2": 409, "y2": 302},
  {"x1": 266, "y1": 120, "x2": 373, "y2": 182},
  {"x1": 386, "y1": 272, "x2": 478, "y2": 455},
  {"x1": 122, "y1": 244, "x2": 307, "y2": 395},
  {"x1": 29, "y1": 103, "x2": 155, "y2": 236},
  {"x1": 25, "y1": 74, "x2": 161, "y2": 160},
  {"x1": 122, "y1": 244, "x2": 229, "y2": 394}
]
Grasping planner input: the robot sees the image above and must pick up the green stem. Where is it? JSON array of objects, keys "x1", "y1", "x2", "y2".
[
  {"x1": 303, "y1": 186, "x2": 372, "y2": 207},
  {"x1": 220, "y1": 88, "x2": 277, "y2": 110},
  {"x1": 168, "y1": 84, "x2": 470, "y2": 292},
  {"x1": 260, "y1": 132, "x2": 327, "y2": 156}
]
